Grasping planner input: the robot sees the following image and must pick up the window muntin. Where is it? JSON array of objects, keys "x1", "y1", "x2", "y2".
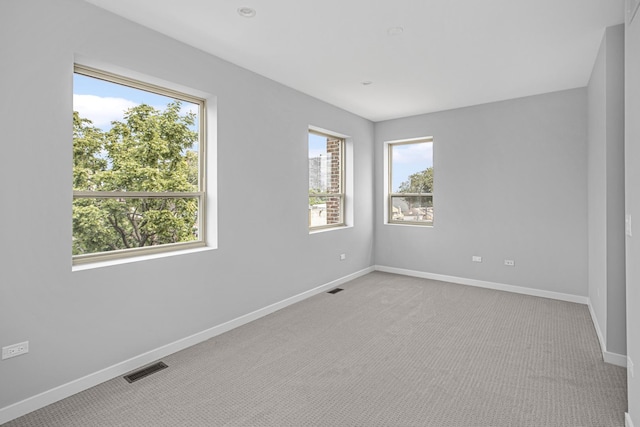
[
  {"x1": 388, "y1": 138, "x2": 433, "y2": 225},
  {"x1": 308, "y1": 131, "x2": 345, "y2": 230},
  {"x1": 72, "y1": 65, "x2": 206, "y2": 263}
]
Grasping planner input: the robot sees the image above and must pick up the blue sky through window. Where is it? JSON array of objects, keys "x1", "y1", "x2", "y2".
[
  {"x1": 73, "y1": 73, "x2": 199, "y2": 134},
  {"x1": 308, "y1": 132, "x2": 327, "y2": 159},
  {"x1": 391, "y1": 142, "x2": 433, "y2": 192}
]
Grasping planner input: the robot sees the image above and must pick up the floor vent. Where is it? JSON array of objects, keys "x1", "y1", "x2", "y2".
[
  {"x1": 124, "y1": 362, "x2": 168, "y2": 383},
  {"x1": 327, "y1": 288, "x2": 344, "y2": 294}
]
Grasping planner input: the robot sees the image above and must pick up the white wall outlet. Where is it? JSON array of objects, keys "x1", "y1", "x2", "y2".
[
  {"x1": 2, "y1": 341, "x2": 29, "y2": 360},
  {"x1": 504, "y1": 259, "x2": 515, "y2": 267},
  {"x1": 339, "y1": 253, "x2": 346, "y2": 261},
  {"x1": 472, "y1": 256, "x2": 482, "y2": 263},
  {"x1": 626, "y1": 214, "x2": 632, "y2": 237},
  {"x1": 629, "y1": 357, "x2": 635, "y2": 378}
]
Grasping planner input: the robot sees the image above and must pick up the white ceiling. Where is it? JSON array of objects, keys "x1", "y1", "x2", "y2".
[{"x1": 84, "y1": 0, "x2": 624, "y2": 122}]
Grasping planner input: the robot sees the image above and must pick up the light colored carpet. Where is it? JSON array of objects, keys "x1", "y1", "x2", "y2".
[{"x1": 5, "y1": 272, "x2": 627, "y2": 426}]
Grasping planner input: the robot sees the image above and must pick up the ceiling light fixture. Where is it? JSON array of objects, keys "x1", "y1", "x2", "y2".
[
  {"x1": 361, "y1": 81, "x2": 373, "y2": 86},
  {"x1": 237, "y1": 7, "x2": 256, "y2": 18},
  {"x1": 387, "y1": 26, "x2": 404, "y2": 36}
]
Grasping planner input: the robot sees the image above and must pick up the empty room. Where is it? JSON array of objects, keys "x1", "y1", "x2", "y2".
[{"x1": 1, "y1": 0, "x2": 638, "y2": 426}]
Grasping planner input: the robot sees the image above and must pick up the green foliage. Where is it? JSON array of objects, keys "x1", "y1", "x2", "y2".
[
  {"x1": 309, "y1": 188, "x2": 324, "y2": 206},
  {"x1": 73, "y1": 111, "x2": 107, "y2": 191},
  {"x1": 72, "y1": 102, "x2": 200, "y2": 256},
  {"x1": 397, "y1": 167, "x2": 433, "y2": 211},
  {"x1": 398, "y1": 167, "x2": 433, "y2": 194}
]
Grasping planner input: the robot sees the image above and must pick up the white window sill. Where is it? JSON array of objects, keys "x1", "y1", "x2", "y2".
[
  {"x1": 385, "y1": 222, "x2": 434, "y2": 228},
  {"x1": 309, "y1": 224, "x2": 353, "y2": 235},
  {"x1": 72, "y1": 246, "x2": 216, "y2": 272}
]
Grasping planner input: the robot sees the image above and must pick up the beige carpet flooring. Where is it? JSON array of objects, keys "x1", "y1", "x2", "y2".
[{"x1": 4, "y1": 272, "x2": 627, "y2": 426}]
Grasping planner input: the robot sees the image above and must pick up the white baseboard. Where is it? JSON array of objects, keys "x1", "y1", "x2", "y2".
[
  {"x1": 0, "y1": 266, "x2": 375, "y2": 425},
  {"x1": 587, "y1": 300, "x2": 608, "y2": 354},
  {"x1": 374, "y1": 265, "x2": 589, "y2": 304},
  {"x1": 586, "y1": 300, "x2": 627, "y2": 368},
  {"x1": 627, "y1": 412, "x2": 635, "y2": 427},
  {"x1": 603, "y1": 351, "x2": 628, "y2": 367}
]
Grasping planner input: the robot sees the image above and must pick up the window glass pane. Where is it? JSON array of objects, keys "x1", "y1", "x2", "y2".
[
  {"x1": 390, "y1": 195, "x2": 433, "y2": 224},
  {"x1": 73, "y1": 73, "x2": 200, "y2": 192},
  {"x1": 72, "y1": 197, "x2": 199, "y2": 256},
  {"x1": 308, "y1": 133, "x2": 342, "y2": 194},
  {"x1": 309, "y1": 130, "x2": 344, "y2": 230},
  {"x1": 308, "y1": 196, "x2": 343, "y2": 228},
  {"x1": 72, "y1": 66, "x2": 205, "y2": 262},
  {"x1": 390, "y1": 141, "x2": 433, "y2": 193},
  {"x1": 389, "y1": 140, "x2": 434, "y2": 225}
]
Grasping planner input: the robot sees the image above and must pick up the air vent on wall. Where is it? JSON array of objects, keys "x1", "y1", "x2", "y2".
[
  {"x1": 327, "y1": 288, "x2": 344, "y2": 294},
  {"x1": 124, "y1": 361, "x2": 168, "y2": 383}
]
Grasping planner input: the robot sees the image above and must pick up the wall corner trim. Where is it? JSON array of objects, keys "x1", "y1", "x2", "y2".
[
  {"x1": 588, "y1": 299, "x2": 607, "y2": 354},
  {"x1": 587, "y1": 299, "x2": 628, "y2": 367},
  {"x1": 603, "y1": 351, "x2": 628, "y2": 367},
  {"x1": 0, "y1": 266, "x2": 375, "y2": 425},
  {"x1": 627, "y1": 412, "x2": 636, "y2": 427}
]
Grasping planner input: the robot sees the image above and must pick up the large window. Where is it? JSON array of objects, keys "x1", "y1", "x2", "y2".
[
  {"x1": 388, "y1": 138, "x2": 433, "y2": 225},
  {"x1": 308, "y1": 130, "x2": 345, "y2": 230},
  {"x1": 72, "y1": 65, "x2": 206, "y2": 263}
]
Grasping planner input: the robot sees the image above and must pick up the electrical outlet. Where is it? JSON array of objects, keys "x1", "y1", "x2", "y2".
[
  {"x1": 2, "y1": 341, "x2": 29, "y2": 360},
  {"x1": 339, "y1": 253, "x2": 346, "y2": 261},
  {"x1": 472, "y1": 256, "x2": 482, "y2": 263},
  {"x1": 504, "y1": 259, "x2": 515, "y2": 267},
  {"x1": 626, "y1": 214, "x2": 633, "y2": 237}
]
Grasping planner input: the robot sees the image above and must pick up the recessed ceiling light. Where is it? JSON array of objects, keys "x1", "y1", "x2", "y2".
[
  {"x1": 237, "y1": 7, "x2": 256, "y2": 18},
  {"x1": 387, "y1": 26, "x2": 404, "y2": 36},
  {"x1": 361, "y1": 81, "x2": 373, "y2": 86}
]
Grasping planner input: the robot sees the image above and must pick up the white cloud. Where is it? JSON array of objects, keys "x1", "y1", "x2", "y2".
[
  {"x1": 308, "y1": 148, "x2": 326, "y2": 159},
  {"x1": 73, "y1": 94, "x2": 137, "y2": 128}
]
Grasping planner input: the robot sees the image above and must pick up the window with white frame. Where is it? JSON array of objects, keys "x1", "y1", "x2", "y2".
[
  {"x1": 72, "y1": 65, "x2": 206, "y2": 263},
  {"x1": 388, "y1": 138, "x2": 434, "y2": 225},
  {"x1": 308, "y1": 130, "x2": 345, "y2": 230}
]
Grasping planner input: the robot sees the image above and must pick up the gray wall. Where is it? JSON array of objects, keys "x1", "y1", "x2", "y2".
[
  {"x1": 587, "y1": 24, "x2": 626, "y2": 356},
  {"x1": 374, "y1": 90, "x2": 588, "y2": 296},
  {"x1": 625, "y1": 1, "x2": 640, "y2": 422},
  {"x1": 0, "y1": 0, "x2": 374, "y2": 410},
  {"x1": 0, "y1": 0, "x2": 630, "y2": 421}
]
